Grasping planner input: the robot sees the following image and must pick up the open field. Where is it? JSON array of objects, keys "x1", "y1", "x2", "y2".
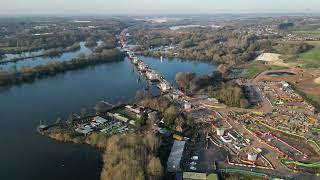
[
  {"x1": 305, "y1": 41, "x2": 320, "y2": 47},
  {"x1": 293, "y1": 30, "x2": 320, "y2": 38},
  {"x1": 257, "y1": 68, "x2": 320, "y2": 111},
  {"x1": 243, "y1": 62, "x2": 268, "y2": 79},
  {"x1": 299, "y1": 48, "x2": 320, "y2": 68},
  {"x1": 269, "y1": 65, "x2": 289, "y2": 70}
]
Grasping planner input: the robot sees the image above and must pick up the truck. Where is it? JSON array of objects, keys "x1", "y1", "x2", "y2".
[{"x1": 173, "y1": 134, "x2": 183, "y2": 141}]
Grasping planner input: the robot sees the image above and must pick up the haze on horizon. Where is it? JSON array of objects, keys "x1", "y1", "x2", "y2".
[{"x1": 1, "y1": 0, "x2": 320, "y2": 16}]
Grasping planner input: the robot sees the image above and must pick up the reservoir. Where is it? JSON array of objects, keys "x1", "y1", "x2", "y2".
[{"x1": 0, "y1": 55, "x2": 215, "y2": 180}]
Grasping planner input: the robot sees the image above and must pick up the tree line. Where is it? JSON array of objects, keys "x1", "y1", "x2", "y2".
[
  {"x1": 175, "y1": 71, "x2": 249, "y2": 108},
  {"x1": 101, "y1": 133, "x2": 163, "y2": 180},
  {"x1": 0, "y1": 49, "x2": 124, "y2": 86}
]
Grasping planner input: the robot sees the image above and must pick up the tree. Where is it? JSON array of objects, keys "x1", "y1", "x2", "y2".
[
  {"x1": 175, "y1": 72, "x2": 196, "y2": 90},
  {"x1": 135, "y1": 90, "x2": 152, "y2": 102},
  {"x1": 147, "y1": 111, "x2": 157, "y2": 130},
  {"x1": 147, "y1": 157, "x2": 163, "y2": 180},
  {"x1": 186, "y1": 114, "x2": 196, "y2": 130},
  {"x1": 163, "y1": 105, "x2": 178, "y2": 126},
  {"x1": 175, "y1": 116, "x2": 185, "y2": 131}
]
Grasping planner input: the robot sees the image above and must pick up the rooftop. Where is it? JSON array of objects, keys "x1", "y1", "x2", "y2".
[
  {"x1": 183, "y1": 172, "x2": 207, "y2": 180},
  {"x1": 167, "y1": 140, "x2": 186, "y2": 172}
]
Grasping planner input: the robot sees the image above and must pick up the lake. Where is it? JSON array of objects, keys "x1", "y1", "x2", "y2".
[
  {"x1": 0, "y1": 42, "x2": 92, "y2": 71},
  {"x1": 0, "y1": 55, "x2": 215, "y2": 180}
]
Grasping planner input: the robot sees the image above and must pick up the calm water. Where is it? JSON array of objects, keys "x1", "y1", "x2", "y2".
[
  {"x1": 1, "y1": 49, "x2": 44, "y2": 62},
  {"x1": 0, "y1": 42, "x2": 91, "y2": 71},
  {"x1": 0, "y1": 55, "x2": 215, "y2": 180}
]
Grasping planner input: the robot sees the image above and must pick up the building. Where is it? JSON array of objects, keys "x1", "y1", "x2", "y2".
[
  {"x1": 167, "y1": 140, "x2": 186, "y2": 172},
  {"x1": 184, "y1": 101, "x2": 192, "y2": 110},
  {"x1": 183, "y1": 172, "x2": 206, "y2": 180},
  {"x1": 247, "y1": 150, "x2": 258, "y2": 161},
  {"x1": 108, "y1": 112, "x2": 129, "y2": 123},
  {"x1": 94, "y1": 116, "x2": 108, "y2": 124},
  {"x1": 129, "y1": 120, "x2": 136, "y2": 126},
  {"x1": 75, "y1": 127, "x2": 93, "y2": 136},
  {"x1": 125, "y1": 105, "x2": 140, "y2": 114},
  {"x1": 216, "y1": 128, "x2": 225, "y2": 136},
  {"x1": 227, "y1": 131, "x2": 238, "y2": 141}
]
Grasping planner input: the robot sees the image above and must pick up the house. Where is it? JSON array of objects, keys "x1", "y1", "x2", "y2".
[
  {"x1": 125, "y1": 105, "x2": 141, "y2": 114},
  {"x1": 129, "y1": 120, "x2": 136, "y2": 126},
  {"x1": 75, "y1": 127, "x2": 93, "y2": 136},
  {"x1": 94, "y1": 116, "x2": 108, "y2": 124},
  {"x1": 108, "y1": 112, "x2": 129, "y2": 123},
  {"x1": 184, "y1": 101, "x2": 192, "y2": 110}
]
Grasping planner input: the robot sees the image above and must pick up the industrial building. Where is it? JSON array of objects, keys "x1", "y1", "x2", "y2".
[{"x1": 167, "y1": 140, "x2": 186, "y2": 172}]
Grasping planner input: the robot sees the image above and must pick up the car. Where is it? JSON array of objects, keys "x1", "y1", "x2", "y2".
[
  {"x1": 191, "y1": 156, "x2": 199, "y2": 161},
  {"x1": 190, "y1": 161, "x2": 197, "y2": 166},
  {"x1": 189, "y1": 166, "x2": 197, "y2": 171}
]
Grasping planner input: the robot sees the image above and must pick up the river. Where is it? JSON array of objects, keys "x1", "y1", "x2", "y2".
[{"x1": 0, "y1": 54, "x2": 216, "y2": 180}]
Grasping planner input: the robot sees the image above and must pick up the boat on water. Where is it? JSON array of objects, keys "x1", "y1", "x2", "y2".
[{"x1": 158, "y1": 82, "x2": 171, "y2": 92}]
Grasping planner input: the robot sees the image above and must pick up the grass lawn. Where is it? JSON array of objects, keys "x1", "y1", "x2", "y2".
[
  {"x1": 299, "y1": 48, "x2": 320, "y2": 68},
  {"x1": 244, "y1": 62, "x2": 268, "y2": 79},
  {"x1": 112, "y1": 107, "x2": 140, "y2": 121},
  {"x1": 268, "y1": 65, "x2": 289, "y2": 70}
]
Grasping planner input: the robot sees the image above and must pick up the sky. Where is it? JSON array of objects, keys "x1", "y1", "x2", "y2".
[{"x1": 1, "y1": 0, "x2": 320, "y2": 16}]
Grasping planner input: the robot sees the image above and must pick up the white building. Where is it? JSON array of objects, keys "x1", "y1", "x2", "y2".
[
  {"x1": 184, "y1": 101, "x2": 192, "y2": 110},
  {"x1": 248, "y1": 151, "x2": 258, "y2": 161},
  {"x1": 216, "y1": 128, "x2": 225, "y2": 136}
]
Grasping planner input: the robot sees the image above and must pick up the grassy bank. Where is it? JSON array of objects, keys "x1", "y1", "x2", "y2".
[
  {"x1": 268, "y1": 65, "x2": 289, "y2": 70},
  {"x1": 299, "y1": 48, "x2": 320, "y2": 68}
]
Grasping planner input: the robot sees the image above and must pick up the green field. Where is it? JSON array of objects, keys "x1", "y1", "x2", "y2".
[
  {"x1": 294, "y1": 30, "x2": 320, "y2": 38},
  {"x1": 299, "y1": 48, "x2": 320, "y2": 68},
  {"x1": 243, "y1": 62, "x2": 268, "y2": 79},
  {"x1": 268, "y1": 65, "x2": 289, "y2": 70}
]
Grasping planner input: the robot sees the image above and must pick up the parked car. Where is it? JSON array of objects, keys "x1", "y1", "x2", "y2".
[{"x1": 191, "y1": 156, "x2": 199, "y2": 161}]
